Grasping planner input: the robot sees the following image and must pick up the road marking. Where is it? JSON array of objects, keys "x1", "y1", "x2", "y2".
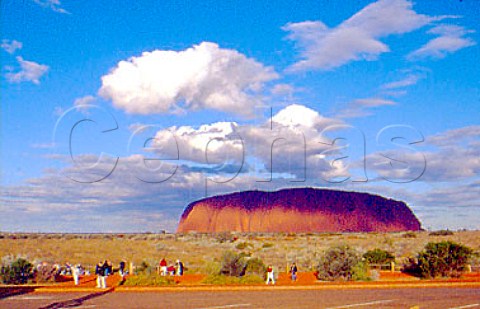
[
  {"x1": 325, "y1": 299, "x2": 395, "y2": 309},
  {"x1": 449, "y1": 305, "x2": 480, "y2": 309},
  {"x1": 12, "y1": 296, "x2": 54, "y2": 300},
  {"x1": 195, "y1": 304, "x2": 252, "y2": 309}
]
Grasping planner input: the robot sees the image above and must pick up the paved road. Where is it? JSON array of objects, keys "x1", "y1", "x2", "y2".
[{"x1": 1, "y1": 287, "x2": 479, "y2": 309}]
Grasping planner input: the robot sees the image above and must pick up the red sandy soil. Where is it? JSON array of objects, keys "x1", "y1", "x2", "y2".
[{"x1": 48, "y1": 271, "x2": 480, "y2": 288}]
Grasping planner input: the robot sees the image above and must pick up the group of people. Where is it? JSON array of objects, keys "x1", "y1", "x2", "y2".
[
  {"x1": 95, "y1": 260, "x2": 127, "y2": 288},
  {"x1": 266, "y1": 262, "x2": 298, "y2": 285},
  {"x1": 69, "y1": 258, "x2": 183, "y2": 288},
  {"x1": 62, "y1": 258, "x2": 297, "y2": 287},
  {"x1": 34, "y1": 261, "x2": 87, "y2": 283},
  {"x1": 159, "y1": 258, "x2": 184, "y2": 276}
]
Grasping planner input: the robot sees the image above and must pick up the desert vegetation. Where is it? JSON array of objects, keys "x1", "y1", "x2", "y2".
[
  {"x1": 0, "y1": 230, "x2": 478, "y2": 285},
  {"x1": 403, "y1": 241, "x2": 474, "y2": 278},
  {"x1": 315, "y1": 245, "x2": 365, "y2": 281}
]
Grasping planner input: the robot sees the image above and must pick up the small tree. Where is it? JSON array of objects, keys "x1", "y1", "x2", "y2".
[
  {"x1": 417, "y1": 241, "x2": 473, "y2": 278},
  {"x1": 363, "y1": 248, "x2": 395, "y2": 265},
  {"x1": 316, "y1": 245, "x2": 361, "y2": 281},
  {"x1": 244, "y1": 257, "x2": 266, "y2": 277},
  {"x1": 220, "y1": 251, "x2": 247, "y2": 277}
]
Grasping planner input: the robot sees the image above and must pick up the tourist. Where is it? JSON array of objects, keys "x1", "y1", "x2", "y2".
[
  {"x1": 95, "y1": 261, "x2": 107, "y2": 288},
  {"x1": 266, "y1": 265, "x2": 275, "y2": 285},
  {"x1": 119, "y1": 260, "x2": 126, "y2": 280},
  {"x1": 105, "y1": 260, "x2": 113, "y2": 277},
  {"x1": 52, "y1": 263, "x2": 61, "y2": 277},
  {"x1": 290, "y1": 262, "x2": 298, "y2": 282},
  {"x1": 167, "y1": 265, "x2": 175, "y2": 276},
  {"x1": 64, "y1": 262, "x2": 72, "y2": 276},
  {"x1": 175, "y1": 260, "x2": 184, "y2": 276},
  {"x1": 71, "y1": 264, "x2": 80, "y2": 285},
  {"x1": 159, "y1": 258, "x2": 168, "y2": 276}
]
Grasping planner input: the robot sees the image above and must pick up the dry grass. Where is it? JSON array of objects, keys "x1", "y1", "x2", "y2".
[{"x1": 0, "y1": 231, "x2": 479, "y2": 273}]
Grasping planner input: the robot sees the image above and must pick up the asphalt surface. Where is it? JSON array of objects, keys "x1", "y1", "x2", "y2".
[{"x1": 1, "y1": 287, "x2": 479, "y2": 309}]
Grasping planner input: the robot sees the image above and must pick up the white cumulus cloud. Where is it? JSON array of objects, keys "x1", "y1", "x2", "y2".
[
  {"x1": 99, "y1": 42, "x2": 278, "y2": 117},
  {"x1": 272, "y1": 104, "x2": 333, "y2": 128}
]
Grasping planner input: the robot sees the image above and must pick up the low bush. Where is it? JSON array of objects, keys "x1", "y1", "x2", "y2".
[
  {"x1": 235, "y1": 242, "x2": 252, "y2": 250},
  {"x1": 429, "y1": 230, "x2": 454, "y2": 236},
  {"x1": 201, "y1": 274, "x2": 264, "y2": 285},
  {"x1": 244, "y1": 257, "x2": 266, "y2": 277},
  {"x1": 123, "y1": 273, "x2": 175, "y2": 286},
  {"x1": 262, "y1": 242, "x2": 274, "y2": 249},
  {"x1": 316, "y1": 245, "x2": 369, "y2": 281},
  {"x1": 202, "y1": 261, "x2": 221, "y2": 276},
  {"x1": 417, "y1": 241, "x2": 473, "y2": 278},
  {"x1": 351, "y1": 261, "x2": 371, "y2": 281},
  {"x1": 220, "y1": 251, "x2": 247, "y2": 277},
  {"x1": 1, "y1": 258, "x2": 33, "y2": 284},
  {"x1": 136, "y1": 261, "x2": 156, "y2": 275},
  {"x1": 363, "y1": 248, "x2": 395, "y2": 265}
]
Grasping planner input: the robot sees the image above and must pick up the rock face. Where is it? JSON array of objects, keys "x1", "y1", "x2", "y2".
[{"x1": 177, "y1": 188, "x2": 422, "y2": 233}]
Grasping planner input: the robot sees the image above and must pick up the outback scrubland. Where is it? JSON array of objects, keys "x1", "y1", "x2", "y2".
[{"x1": 1, "y1": 230, "x2": 479, "y2": 273}]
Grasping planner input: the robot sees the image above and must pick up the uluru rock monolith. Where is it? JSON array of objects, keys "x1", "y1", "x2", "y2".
[{"x1": 177, "y1": 188, "x2": 421, "y2": 233}]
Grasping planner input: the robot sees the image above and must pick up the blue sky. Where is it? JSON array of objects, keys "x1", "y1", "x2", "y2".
[{"x1": 1, "y1": 0, "x2": 479, "y2": 232}]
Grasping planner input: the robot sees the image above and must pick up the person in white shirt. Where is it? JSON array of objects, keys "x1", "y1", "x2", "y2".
[{"x1": 71, "y1": 264, "x2": 80, "y2": 285}]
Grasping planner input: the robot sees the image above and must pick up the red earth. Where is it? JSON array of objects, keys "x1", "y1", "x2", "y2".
[{"x1": 49, "y1": 271, "x2": 480, "y2": 288}]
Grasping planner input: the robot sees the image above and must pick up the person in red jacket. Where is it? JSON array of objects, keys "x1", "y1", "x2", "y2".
[
  {"x1": 266, "y1": 265, "x2": 275, "y2": 285},
  {"x1": 159, "y1": 258, "x2": 167, "y2": 276}
]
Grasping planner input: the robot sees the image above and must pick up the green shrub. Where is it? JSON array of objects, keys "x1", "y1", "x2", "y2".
[
  {"x1": 363, "y1": 248, "x2": 395, "y2": 265},
  {"x1": 123, "y1": 273, "x2": 175, "y2": 286},
  {"x1": 136, "y1": 261, "x2": 155, "y2": 275},
  {"x1": 244, "y1": 257, "x2": 266, "y2": 277},
  {"x1": 220, "y1": 251, "x2": 247, "y2": 277},
  {"x1": 1, "y1": 258, "x2": 33, "y2": 284},
  {"x1": 351, "y1": 261, "x2": 371, "y2": 281},
  {"x1": 201, "y1": 274, "x2": 264, "y2": 285},
  {"x1": 429, "y1": 230, "x2": 454, "y2": 236},
  {"x1": 235, "y1": 242, "x2": 252, "y2": 250},
  {"x1": 202, "y1": 261, "x2": 221, "y2": 276},
  {"x1": 417, "y1": 241, "x2": 473, "y2": 278},
  {"x1": 316, "y1": 245, "x2": 363, "y2": 281}
]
